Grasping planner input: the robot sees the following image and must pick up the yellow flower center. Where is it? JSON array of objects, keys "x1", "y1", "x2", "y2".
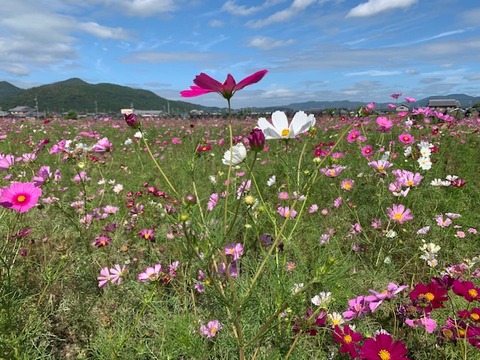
[
  {"x1": 343, "y1": 183, "x2": 351, "y2": 189},
  {"x1": 425, "y1": 292, "x2": 435, "y2": 301},
  {"x1": 211, "y1": 326, "x2": 217, "y2": 334},
  {"x1": 468, "y1": 289, "x2": 478, "y2": 298},
  {"x1": 378, "y1": 165, "x2": 384, "y2": 171},
  {"x1": 17, "y1": 195, "x2": 26, "y2": 203},
  {"x1": 343, "y1": 334, "x2": 352, "y2": 344},
  {"x1": 394, "y1": 213, "x2": 403, "y2": 221},
  {"x1": 471, "y1": 313, "x2": 479, "y2": 321},
  {"x1": 281, "y1": 129, "x2": 290, "y2": 137},
  {"x1": 378, "y1": 349, "x2": 391, "y2": 360},
  {"x1": 406, "y1": 180, "x2": 414, "y2": 186}
]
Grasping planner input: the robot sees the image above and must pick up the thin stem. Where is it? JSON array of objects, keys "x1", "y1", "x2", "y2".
[{"x1": 141, "y1": 130, "x2": 179, "y2": 198}]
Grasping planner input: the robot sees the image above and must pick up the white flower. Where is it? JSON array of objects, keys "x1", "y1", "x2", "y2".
[
  {"x1": 311, "y1": 291, "x2": 332, "y2": 307},
  {"x1": 404, "y1": 146, "x2": 412, "y2": 157},
  {"x1": 209, "y1": 175, "x2": 217, "y2": 185},
  {"x1": 124, "y1": 138, "x2": 133, "y2": 145},
  {"x1": 386, "y1": 230, "x2": 397, "y2": 238},
  {"x1": 113, "y1": 184, "x2": 124, "y2": 194},
  {"x1": 134, "y1": 131, "x2": 143, "y2": 139},
  {"x1": 222, "y1": 143, "x2": 247, "y2": 166},
  {"x1": 267, "y1": 175, "x2": 276, "y2": 187},
  {"x1": 291, "y1": 283, "x2": 304, "y2": 295},
  {"x1": 417, "y1": 156, "x2": 432, "y2": 170},
  {"x1": 419, "y1": 146, "x2": 432, "y2": 157},
  {"x1": 327, "y1": 312, "x2": 345, "y2": 327},
  {"x1": 257, "y1": 111, "x2": 315, "y2": 139}
]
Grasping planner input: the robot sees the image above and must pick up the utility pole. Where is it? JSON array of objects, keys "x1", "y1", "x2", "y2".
[
  {"x1": 94, "y1": 100, "x2": 98, "y2": 114},
  {"x1": 34, "y1": 96, "x2": 39, "y2": 119}
]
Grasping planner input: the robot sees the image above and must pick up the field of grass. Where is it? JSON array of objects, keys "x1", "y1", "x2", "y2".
[{"x1": 0, "y1": 107, "x2": 479, "y2": 359}]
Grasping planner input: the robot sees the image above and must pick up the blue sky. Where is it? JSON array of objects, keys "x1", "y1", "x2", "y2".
[{"x1": 1, "y1": 0, "x2": 479, "y2": 108}]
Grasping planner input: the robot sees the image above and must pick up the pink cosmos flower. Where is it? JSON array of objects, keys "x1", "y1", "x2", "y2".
[
  {"x1": 0, "y1": 154, "x2": 15, "y2": 171},
  {"x1": 97, "y1": 267, "x2": 111, "y2": 288},
  {"x1": 368, "y1": 159, "x2": 393, "y2": 174},
  {"x1": 435, "y1": 214, "x2": 452, "y2": 227},
  {"x1": 199, "y1": 320, "x2": 222, "y2": 338},
  {"x1": 365, "y1": 283, "x2": 408, "y2": 312},
  {"x1": 405, "y1": 96, "x2": 416, "y2": 103},
  {"x1": 93, "y1": 137, "x2": 113, "y2": 154},
  {"x1": 361, "y1": 145, "x2": 373, "y2": 157},
  {"x1": 137, "y1": 264, "x2": 163, "y2": 282},
  {"x1": 405, "y1": 316, "x2": 437, "y2": 333},
  {"x1": 0, "y1": 182, "x2": 42, "y2": 213},
  {"x1": 321, "y1": 165, "x2": 346, "y2": 178},
  {"x1": 398, "y1": 133, "x2": 414, "y2": 144},
  {"x1": 225, "y1": 243, "x2": 244, "y2": 261},
  {"x1": 207, "y1": 193, "x2": 219, "y2": 211},
  {"x1": 390, "y1": 93, "x2": 402, "y2": 99},
  {"x1": 277, "y1": 206, "x2": 297, "y2": 219},
  {"x1": 181, "y1": 70, "x2": 268, "y2": 100},
  {"x1": 346, "y1": 129, "x2": 360, "y2": 143},
  {"x1": 343, "y1": 296, "x2": 369, "y2": 321},
  {"x1": 109, "y1": 264, "x2": 126, "y2": 285},
  {"x1": 387, "y1": 204, "x2": 413, "y2": 224},
  {"x1": 138, "y1": 228, "x2": 156, "y2": 241},
  {"x1": 376, "y1": 116, "x2": 393, "y2": 131}
]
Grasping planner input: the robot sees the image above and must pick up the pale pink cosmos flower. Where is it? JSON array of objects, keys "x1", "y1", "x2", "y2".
[
  {"x1": 0, "y1": 154, "x2": 15, "y2": 171},
  {"x1": 405, "y1": 316, "x2": 437, "y2": 333},
  {"x1": 321, "y1": 165, "x2": 346, "y2": 178},
  {"x1": 199, "y1": 320, "x2": 222, "y2": 338},
  {"x1": 109, "y1": 264, "x2": 127, "y2": 285},
  {"x1": 435, "y1": 214, "x2": 452, "y2": 227},
  {"x1": 309, "y1": 204, "x2": 319, "y2": 213},
  {"x1": 277, "y1": 206, "x2": 297, "y2": 219},
  {"x1": 387, "y1": 204, "x2": 413, "y2": 224},
  {"x1": 98, "y1": 267, "x2": 111, "y2": 288},
  {"x1": 278, "y1": 191, "x2": 290, "y2": 200},
  {"x1": 333, "y1": 197, "x2": 342, "y2": 208},
  {"x1": 368, "y1": 159, "x2": 393, "y2": 173},
  {"x1": 93, "y1": 137, "x2": 113, "y2": 154},
  {"x1": 365, "y1": 283, "x2": 408, "y2": 312},
  {"x1": 207, "y1": 193, "x2": 219, "y2": 211},
  {"x1": 341, "y1": 178, "x2": 355, "y2": 191},
  {"x1": 225, "y1": 243, "x2": 244, "y2": 261},
  {"x1": 137, "y1": 264, "x2": 162, "y2": 282}
]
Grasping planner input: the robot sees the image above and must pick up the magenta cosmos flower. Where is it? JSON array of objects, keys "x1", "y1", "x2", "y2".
[
  {"x1": 360, "y1": 333, "x2": 409, "y2": 360},
  {"x1": 0, "y1": 182, "x2": 42, "y2": 213},
  {"x1": 180, "y1": 69, "x2": 268, "y2": 100}
]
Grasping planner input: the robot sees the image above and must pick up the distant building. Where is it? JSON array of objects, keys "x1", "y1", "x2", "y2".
[
  {"x1": 427, "y1": 99, "x2": 461, "y2": 111},
  {"x1": 395, "y1": 105, "x2": 410, "y2": 112},
  {"x1": 9, "y1": 106, "x2": 35, "y2": 117}
]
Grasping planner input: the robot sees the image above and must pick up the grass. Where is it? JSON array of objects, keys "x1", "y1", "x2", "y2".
[{"x1": 0, "y1": 110, "x2": 479, "y2": 359}]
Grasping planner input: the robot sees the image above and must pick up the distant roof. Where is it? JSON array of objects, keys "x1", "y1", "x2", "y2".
[{"x1": 428, "y1": 99, "x2": 461, "y2": 107}]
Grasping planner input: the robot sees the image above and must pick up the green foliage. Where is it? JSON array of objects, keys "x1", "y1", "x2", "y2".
[{"x1": 0, "y1": 114, "x2": 479, "y2": 359}]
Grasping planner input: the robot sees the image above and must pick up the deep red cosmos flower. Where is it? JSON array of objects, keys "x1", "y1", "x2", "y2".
[
  {"x1": 333, "y1": 324, "x2": 363, "y2": 358},
  {"x1": 360, "y1": 333, "x2": 409, "y2": 360},
  {"x1": 410, "y1": 281, "x2": 448, "y2": 312},
  {"x1": 180, "y1": 70, "x2": 268, "y2": 100},
  {"x1": 452, "y1": 280, "x2": 480, "y2": 302},
  {"x1": 458, "y1": 308, "x2": 480, "y2": 324}
]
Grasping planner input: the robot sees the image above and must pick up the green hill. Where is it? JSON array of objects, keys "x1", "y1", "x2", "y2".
[{"x1": 0, "y1": 78, "x2": 203, "y2": 114}]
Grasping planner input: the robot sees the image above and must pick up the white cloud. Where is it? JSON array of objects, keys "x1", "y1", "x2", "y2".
[
  {"x1": 121, "y1": 51, "x2": 214, "y2": 63},
  {"x1": 346, "y1": 70, "x2": 401, "y2": 77},
  {"x1": 247, "y1": 36, "x2": 295, "y2": 50},
  {"x1": 346, "y1": 0, "x2": 417, "y2": 18},
  {"x1": 222, "y1": 0, "x2": 285, "y2": 16},
  {"x1": 78, "y1": 22, "x2": 132, "y2": 40},
  {"x1": 247, "y1": 0, "x2": 317, "y2": 28},
  {"x1": 116, "y1": 0, "x2": 176, "y2": 16}
]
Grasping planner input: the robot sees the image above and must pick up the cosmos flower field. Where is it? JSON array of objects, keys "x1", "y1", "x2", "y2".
[{"x1": 1, "y1": 92, "x2": 479, "y2": 358}]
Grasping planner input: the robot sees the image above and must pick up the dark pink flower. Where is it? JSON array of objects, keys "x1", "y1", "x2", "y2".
[
  {"x1": 0, "y1": 182, "x2": 42, "y2": 213},
  {"x1": 181, "y1": 70, "x2": 268, "y2": 100},
  {"x1": 360, "y1": 333, "x2": 408, "y2": 360}
]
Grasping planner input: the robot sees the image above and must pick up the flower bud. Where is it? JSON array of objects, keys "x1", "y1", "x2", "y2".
[
  {"x1": 247, "y1": 128, "x2": 265, "y2": 152},
  {"x1": 183, "y1": 193, "x2": 197, "y2": 206},
  {"x1": 125, "y1": 113, "x2": 141, "y2": 129}
]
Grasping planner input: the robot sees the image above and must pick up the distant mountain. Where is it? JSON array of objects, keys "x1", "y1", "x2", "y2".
[
  {"x1": 0, "y1": 81, "x2": 24, "y2": 102},
  {"x1": 0, "y1": 78, "x2": 202, "y2": 114},
  {"x1": 1, "y1": 78, "x2": 478, "y2": 114}
]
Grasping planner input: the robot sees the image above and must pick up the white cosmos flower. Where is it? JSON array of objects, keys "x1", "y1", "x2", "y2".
[
  {"x1": 222, "y1": 143, "x2": 247, "y2": 166},
  {"x1": 267, "y1": 175, "x2": 276, "y2": 186},
  {"x1": 257, "y1": 111, "x2": 315, "y2": 139}
]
